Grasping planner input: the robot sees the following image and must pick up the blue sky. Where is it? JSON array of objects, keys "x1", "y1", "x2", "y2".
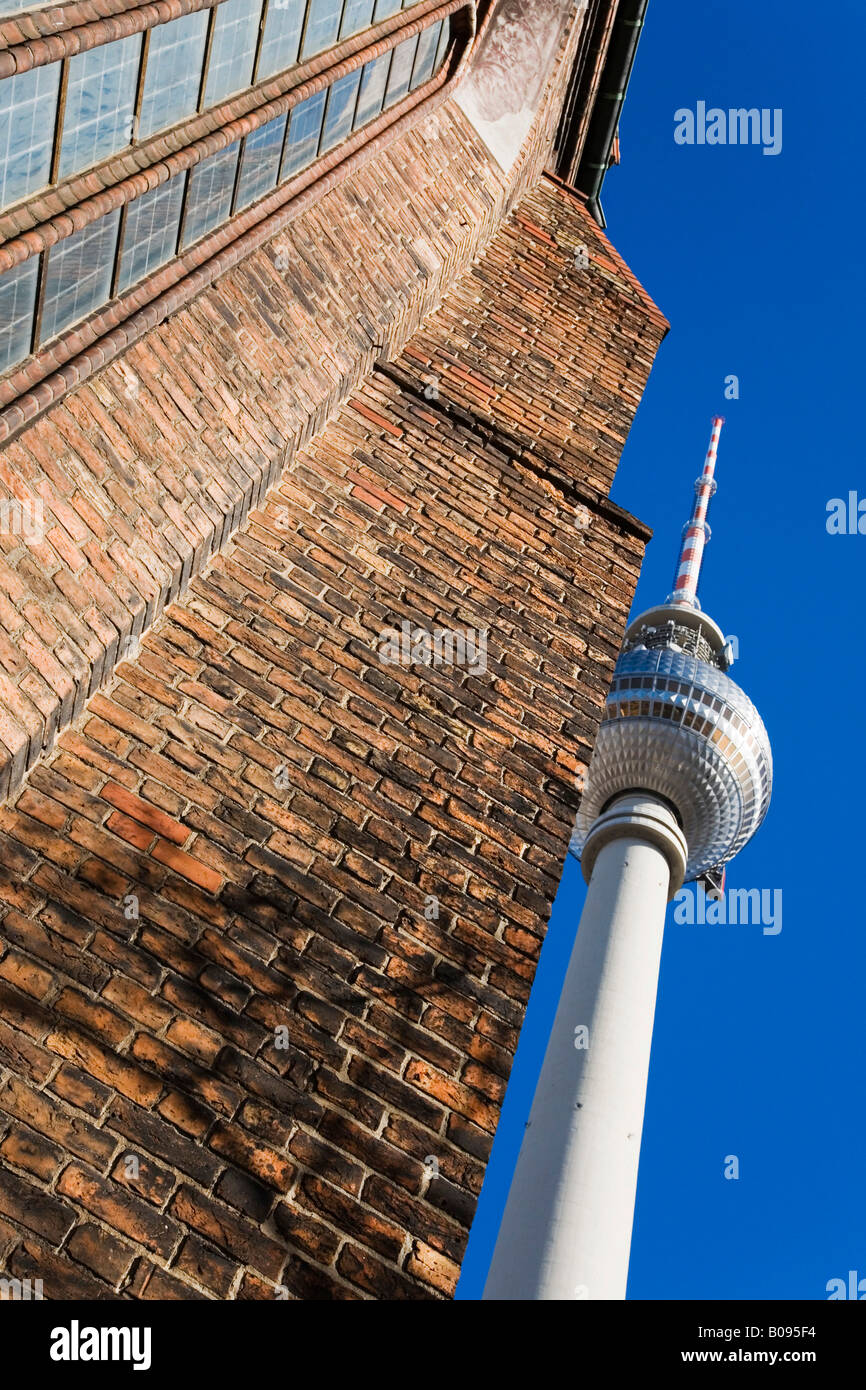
[{"x1": 459, "y1": 0, "x2": 866, "y2": 1299}]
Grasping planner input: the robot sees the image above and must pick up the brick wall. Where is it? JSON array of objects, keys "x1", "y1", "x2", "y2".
[
  {"x1": 0, "y1": 176, "x2": 665, "y2": 1299},
  {"x1": 0, "y1": 0, "x2": 595, "y2": 799}
]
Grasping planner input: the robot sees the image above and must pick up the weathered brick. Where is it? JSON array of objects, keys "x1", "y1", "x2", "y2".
[
  {"x1": 273, "y1": 1200, "x2": 341, "y2": 1266},
  {"x1": 49, "y1": 1064, "x2": 112, "y2": 1117},
  {"x1": 6, "y1": 1235, "x2": 116, "y2": 1300},
  {"x1": 337, "y1": 1242, "x2": 430, "y2": 1301},
  {"x1": 405, "y1": 1238, "x2": 461, "y2": 1297},
  {"x1": 106, "y1": 1094, "x2": 221, "y2": 1187},
  {"x1": 56, "y1": 1163, "x2": 182, "y2": 1259},
  {"x1": 207, "y1": 1122, "x2": 294, "y2": 1192},
  {"x1": 169, "y1": 1186, "x2": 287, "y2": 1282},
  {"x1": 128, "y1": 1260, "x2": 208, "y2": 1301},
  {"x1": 110, "y1": 1149, "x2": 177, "y2": 1207},
  {"x1": 174, "y1": 1234, "x2": 240, "y2": 1298},
  {"x1": 101, "y1": 782, "x2": 190, "y2": 845},
  {"x1": 362, "y1": 1173, "x2": 466, "y2": 1262},
  {"x1": 297, "y1": 1174, "x2": 405, "y2": 1262},
  {"x1": 0, "y1": 1075, "x2": 117, "y2": 1167},
  {"x1": 237, "y1": 1271, "x2": 288, "y2": 1300},
  {"x1": 215, "y1": 1167, "x2": 273, "y2": 1223},
  {"x1": 46, "y1": 1024, "x2": 163, "y2": 1108},
  {"x1": 0, "y1": 156, "x2": 660, "y2": 1306},
  {"x1": 65, "y1": 1221, "x2": 137, "y2": 1287},
  {"x1": 0, "y1": 1124, "x2": 64, "y2": 1182},
  {"x1": 0, "y1": 1168, "x2": 76, "y2": 1245}
]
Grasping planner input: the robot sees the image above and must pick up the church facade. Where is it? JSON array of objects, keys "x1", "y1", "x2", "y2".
[{"x1": 0, "y1": 0, "x2": 667, "y2": 1298}]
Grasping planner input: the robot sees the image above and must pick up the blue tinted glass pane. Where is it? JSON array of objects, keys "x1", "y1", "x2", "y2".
[
  {"x1": 301, "y1": 0, "x2": 342, "y2": 59},
  {"x1": 58, "y1": 36, "x2": 142, "y2": 181},
  {"x1": 204, "y1": 0, "x2": 263, "y2": 108},
  {"x1": 0, "y1": 63, "x2": 60, "y2": 210},
  {"x1": 181, "y1": 141, "x2": 240, "y2": 247},
  {"x1": 340, "y1": 0, "x2": 374, "y2": 38},
  {"x1": 235, "y1": 114, "x2": 286, "y2": 209},
  {"x1": 40, "y1": 209, "x2": 120, "y2": 342},
  {"x1": 117, "y1": 174, "x2": 185, "y2": 293},
  {"x1": 384, "y1": 34, "x2": 418, "y2": 106},
  {"x1": 139, "y1": 12, "x2": 209, "y2": 139},
  {"x1": 435, "y1": 16, "x2": 449, "y2": 70},
  {"x1": 410, "y1": 20, "x2": 440, "y2": 90},
  {"x1": 0, "y1": 256, "x2": 38, "y2": 374},
  {"x1": 320, "y1": 69, "x2": 361, "y2": 151},
  {"x1": 280, "y1": 89, "x2": 326, "y2": 178},
  {"x1": 257, "y1": 0, "x2": 305, "y2": 80},
  {"x1": 354, "y1": 53, "x2": 390, "y2": 128},
  {"x1": 372, "y1": 0, "x2": 400, "y2": 19}
]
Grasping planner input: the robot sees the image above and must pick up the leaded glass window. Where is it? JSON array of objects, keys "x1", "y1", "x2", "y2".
[
  {"x1": 138, "y1": 12, "x2": 210, "y2": 140},
  {"x1": 235, "y1": 114, "x2": 287, "y2": 210},
  {"x1": 0, "y1": 8, "x2": 455, "y2": 378},
  {"x1": 203, "y1": 0, "x2": 264, "y2": 108},
  {"x1": 384, "y1": 33, "x2": 418, "y2": 107},
  {"x1": 257, "y1": 0, "x2": 306, "y2": 81},
  {"x1": 435, "y1": 17, "x2": 450, "y2": 69},
  {"x1": 117, "y1": 174, "x2": 186, "y2": 293},
  {"x1": 340, "y1": 0, "x2": 375, "y2": 38},
  {"x1": 58, "y1": 36, "x2": 143, "y2": 182},
  {"x1": 320, "y1": 68, "x2": 362, "y2": 151},
  {"x1": 181, "y1": 141, "x2": 241, "y2": 248},
  {"x1": 280, "y1": 88, "x2": 327, "y2": 178},
  {"x1": 0, "y1": 62, "x2": 60, "y2": 209},
  {"x1": 301, "y1": 0, "x2": 343, "y2": 60},
  {"x1": 410, "y1": 19, "x2": 440, "y2": 90},
  {"x1": 0, "y1": 258, "x2": 38, "y2": 373},
  {"x1": 40, "y1": 208, "x2": 121, "y2": 341},
  {"x1": 353, "y1": 52, "x2": 391, "y2": 128}
]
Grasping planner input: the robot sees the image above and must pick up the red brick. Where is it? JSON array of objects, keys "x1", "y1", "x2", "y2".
[
  {"x1": 101, "y1": 781, "x2": 189, "y2": 845},
  {"x1": 150, "y1": 838, "x2": 222, "y2": 893},
  {"x1": 0, "y1": 165, "x2": 660, "y2": 1308}
]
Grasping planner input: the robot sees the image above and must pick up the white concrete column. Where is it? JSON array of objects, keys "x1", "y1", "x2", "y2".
[{"x1": 483, "y1": 793, "x2": 687, "y2": 1301}]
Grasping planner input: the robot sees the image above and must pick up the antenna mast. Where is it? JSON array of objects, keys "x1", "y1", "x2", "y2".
[{"x1": 667, "y1": 416, "x2": 724, "y2": 609}]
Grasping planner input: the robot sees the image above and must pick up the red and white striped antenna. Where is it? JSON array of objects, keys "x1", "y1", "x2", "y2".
[{"x1": 666, "y1": 416, "x2": 724, "y2": 609}]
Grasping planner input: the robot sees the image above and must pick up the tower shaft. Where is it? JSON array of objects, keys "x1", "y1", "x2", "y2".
[
  {"x1": 483, "y1": 795, "x2": 686, "y2": 1301},
  {"x1": 484, "y1": 417, "x2": 771, "y2": 1302}
]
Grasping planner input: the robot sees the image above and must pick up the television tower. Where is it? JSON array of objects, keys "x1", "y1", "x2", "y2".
[{"x1": 483, "y1": 418, "x2": 772, "y2": 1300}]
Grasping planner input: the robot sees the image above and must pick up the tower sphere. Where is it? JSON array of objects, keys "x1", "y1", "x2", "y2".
[{"x1": 570, "y1": 602, "x2": 772, "y2": 881}]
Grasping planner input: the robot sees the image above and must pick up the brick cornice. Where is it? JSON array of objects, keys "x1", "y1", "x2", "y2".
[{"x1": 372, "y1": 359, "x2": 653, "y2": 544}]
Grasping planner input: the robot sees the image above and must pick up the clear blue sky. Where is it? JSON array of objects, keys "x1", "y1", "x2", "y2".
[{"x1": 459, "y1": 0, "x2": 866, "y2": 1299}]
